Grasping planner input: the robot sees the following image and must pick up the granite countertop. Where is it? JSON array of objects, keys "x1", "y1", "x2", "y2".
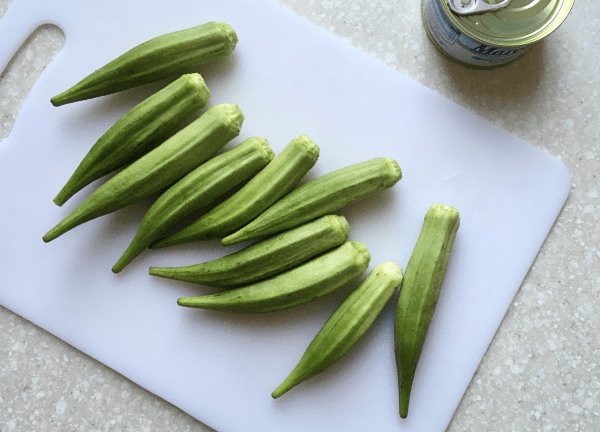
[{"x1": 1, "y1": 0, "x2": 598, "y2": 431}]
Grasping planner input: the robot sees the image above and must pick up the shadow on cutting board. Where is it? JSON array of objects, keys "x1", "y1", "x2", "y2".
[{"x1": 432, "y1": 40, "x2": 548, "y2": 118}]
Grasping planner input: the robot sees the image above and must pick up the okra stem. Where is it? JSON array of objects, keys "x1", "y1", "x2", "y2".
[
  {"x1": 222, "y1": 157, "x2": 402, "y2": 246},
  {"x1": 54, "y1": 73, "x2": 211, "y2": 206},
  {"x1": 394, "y1": 204, "x2": 460, "y2": 418},
  {"x1": 51, "y1": 22, "x2": 237, "y2": 106},
  {"x1": 112, "y1": 137, "x2": 273, "y2": 273},
  {"x1": 150, "y1": 135, "x2": 320, "y2": 248},
  {"x1": 149, "y1": 215, "x2": 350, "y2": 286},
  {"x1": 176, "y1": 241, "x2": 370, "y2": 314},
  {"x1": 43, "y1": 104, "x2": 243, "y2": 243},
  {"x1": 272, "y1": 261, "x2": 403, "y2": 399}
]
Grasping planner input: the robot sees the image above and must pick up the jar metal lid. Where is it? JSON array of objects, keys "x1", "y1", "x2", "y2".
[{"x1": 443, "y1": 0, "x2": 575, "y2": 47}]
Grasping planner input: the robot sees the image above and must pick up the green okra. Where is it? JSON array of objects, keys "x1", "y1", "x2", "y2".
[
  {"x1": 150, "y1": 135, "x2": 320, "y2": 248},
  {"x1": 42, "y1": 103, "x2": 244, "y2": 243},
  {"x1": 112, "y1": 137, "x2": 274, "y2": 273},
  {"x1": 222, "y1": 157, "x2": 402, "y2": 246},
  {"x1": 177, "y1": 241, "x2": 371, "y2": 314},
  {"x1": 149, "y1": 214, "x2": 350, "y2": 286},
  {"x1": 51, "y1": 22, "x2": 237, "y2": 106},
  {"x1": 54, "y1": 74, "x2": 211, "y2": 207},
  {"x1": 272, "y1": 261, "x2": 403, "y2": 399},
  {"x1": 394, "y1": 204, "x2": 460, "y2": 419}
]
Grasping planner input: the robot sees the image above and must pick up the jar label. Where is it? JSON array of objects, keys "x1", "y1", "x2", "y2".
[{"x1": 423, "y1": 0, "x2": 531, "y2": 67}]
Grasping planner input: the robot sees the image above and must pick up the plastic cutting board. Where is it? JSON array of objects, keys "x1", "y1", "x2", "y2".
[{"x1": 0, "y1": 0, "x2": 571, "y2": 431}]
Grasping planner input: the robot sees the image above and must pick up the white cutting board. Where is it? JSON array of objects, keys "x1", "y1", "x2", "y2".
[{"x1": 0, "y1": 0, "x2": 570, "y2": 431}]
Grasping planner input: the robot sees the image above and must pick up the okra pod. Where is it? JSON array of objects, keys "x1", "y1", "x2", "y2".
[
  {"x1": 112, "y1": 137, "x2": 274, "y2": 273},
  {"x1": 272, "y1": 261, "x2": 403, "y2": 399},
  {"x1": 150, "y1": 135, "x2": 320, "y2": 248},
  {"x1": 42, "y1": 104, "x2": 244, "y2": 243},
  {"x1": 51, "y1": 22, "x2": 237, "y2": 106},
  {"x1": 394, "y1": 204, "x2": 460, "y2": 418},
  {"x1": 54, "y1": 73, "x2": 211, "y2": 206},
  {"x1": 177, "y1": 241, "x2": 370, "y2": 313},
  {"x1": 149, "y1": 214, "x2": 350, "y2": 286},
  {"x1": 222, "y1": 157, "x2": 402, "y2": 246}
]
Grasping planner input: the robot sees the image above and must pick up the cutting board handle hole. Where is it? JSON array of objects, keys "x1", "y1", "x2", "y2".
[{"x1": 0, "y1": 23, "x2": 64, "y2": 143}]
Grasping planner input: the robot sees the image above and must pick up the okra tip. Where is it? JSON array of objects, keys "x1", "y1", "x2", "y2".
[
  {"x1": 50, "y1": 85, "x2": 88, "y2": 107},
  {"x1": 271, "y1": 368, "x2": 305, "y2": 399},
  {"x1": 50, "y1": 93, "x2": 70, "y2": 107},
  {"x1": 428, "y1": 203, "x2": 460, "y2": 220},
  {"x1": 113, "y1": 231, "x2": 157, "y2": 273},
  {"x1": 377, "y1": 261, "x2": 404, "y2": 280},
  {"x1": 177, "y1": 297, "x2": 202, "y2": 308},
  {"x1": 177, "y1": 297, "x2": 188, "y2": 307},
  {"x1": 348, "y1": 241, "x2": 371, "y2": 268},
  {"x1": 271, "y1": 381, "x2": 292, "y2": 399},
  {"x1": 220, "y1": 230, "x2": 247, "y2": 246},
  {"x1": 291, "y1": 134, "x2": 320, "y2": 159},
  {"x1": 383, "y1": 158, "x2": 402, "y2": 187},
  {"x1": 53, "y1": 190, "x2": 70, "y2": 207},
  {"x1": 184, "y1": 73, "x2": 211, "y2": 103},
  {"x1": 112, "y1": 253, "x2": 133, "y2": 273},
  {"x1": 42, "y1": 224, "x2": 64, "y2": 243},
  {"x1": 246, "y1": 136, "x2": 275, "y2": 161},
  {"x1": 212, "y1": 103, "x2": 244, "y2": 135},
  {"x1": 148, "y1": 266, "x2": 178, "y2": 279},
  {"x1": 332, "y1": 214, "x2": 350, "y2": 235},
  {"x1": 148, "y1": 266, "x2": 161, "y2": 277},
  {"x1": 217, "y1": 23, "x2": 239, "y2": 52},
  {"x1": 400, "y1": 388, "x2": 410, "y2": 419},
  {"x1": 184, "y1": 72, "x2": 206, "y2": 87},
  {"x1": 398, "y1": 365, "x2": 414, "y2": 419}
]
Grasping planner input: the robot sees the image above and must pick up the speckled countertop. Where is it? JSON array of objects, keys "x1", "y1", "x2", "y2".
[{"x1": 1, "y1": 0, "x2": 598, "y2": 431}]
